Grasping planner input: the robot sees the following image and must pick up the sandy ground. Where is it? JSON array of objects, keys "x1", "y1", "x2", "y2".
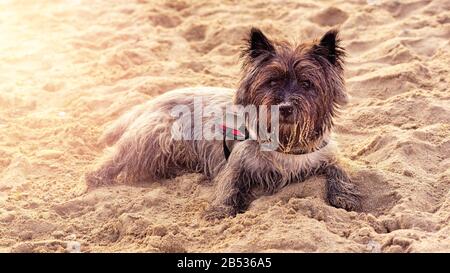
[{"x1": 0, "y1": 0, "x2": 449, "y2": 253}]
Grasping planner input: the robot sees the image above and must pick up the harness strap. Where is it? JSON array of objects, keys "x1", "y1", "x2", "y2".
[
  {"x1": 223, "y1": 127, "x2": 249, "y2": 161},
  {"x1": 223, "y1": 137, "x2": 231, "y2": 160}
]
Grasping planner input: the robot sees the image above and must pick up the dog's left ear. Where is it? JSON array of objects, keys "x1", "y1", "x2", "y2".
[{"x1": 313, "y1": 29, "x2": 345, "y2": 67}]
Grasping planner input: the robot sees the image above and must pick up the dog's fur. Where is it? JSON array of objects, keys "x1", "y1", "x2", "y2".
[{"x1": 86, "y1": 28, "x2": 361, "y2": 219}]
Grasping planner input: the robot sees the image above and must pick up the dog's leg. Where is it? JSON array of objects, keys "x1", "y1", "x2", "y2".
[
  {"x1": 204, "y1": 166, "x2": 251, "y2": 220},
  {"x1": 86, "y1": 111, "x2": 180, "y2": 189},
  {"x1": 85, "y1": 147, "x2": 127, "y2": 189},
  {"x1": 321, "y1": 163, "x2": 361, "y2": 211},
  {"x1": 204, "y1": 141, "x2": 256, "y2": 220}
]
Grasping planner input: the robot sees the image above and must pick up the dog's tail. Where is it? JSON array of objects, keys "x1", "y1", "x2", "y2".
[{"x1": 100, "y1": 103, "x2": 147, "y2": 146}]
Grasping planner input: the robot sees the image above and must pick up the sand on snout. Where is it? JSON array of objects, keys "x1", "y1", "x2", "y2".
[{"x1": 0, "y1": 0, "x2": 449, "y2": 253}]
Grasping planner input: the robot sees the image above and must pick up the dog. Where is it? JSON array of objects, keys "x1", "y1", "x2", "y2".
[{"x1": 86, "y1": 27, "x2": 361, "y2": 219}]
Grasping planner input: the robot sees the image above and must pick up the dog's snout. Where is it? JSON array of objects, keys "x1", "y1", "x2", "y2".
[{"x1": 279, "y1": 105, "x2": 294, "y2": 117}]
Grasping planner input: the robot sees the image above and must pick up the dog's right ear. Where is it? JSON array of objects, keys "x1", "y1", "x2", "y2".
[
  {"x1": 243, "y1": 27, "x2": 275, "y2": 60},
  {"x1": 312, "y1": 29, "x2": 345, "y2": 68}
]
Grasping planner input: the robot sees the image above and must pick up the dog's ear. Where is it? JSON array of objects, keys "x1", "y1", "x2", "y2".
[
  {"x1": 312, "y1": 29, "x2": 345, "y2": 67},
  {"x1": 244, "y1": 27, "x2": 275, "y2": 60}
]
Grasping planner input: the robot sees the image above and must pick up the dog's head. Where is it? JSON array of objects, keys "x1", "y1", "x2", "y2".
[{"x1": 235, "y1": 27, "x2": 347, "y2": 153}]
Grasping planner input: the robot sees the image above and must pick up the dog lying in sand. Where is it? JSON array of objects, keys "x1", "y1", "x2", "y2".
[{"x1": 86, "y1": 27, "x2": 361, "y2": 219}]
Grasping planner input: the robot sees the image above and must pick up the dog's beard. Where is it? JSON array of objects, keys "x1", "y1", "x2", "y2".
[
  {"x1": 245, "y1": 107, "x2": 329, "y2": 154},
  {"x1": 276, "y1": 121, "x2": 326, "y2": 154}
]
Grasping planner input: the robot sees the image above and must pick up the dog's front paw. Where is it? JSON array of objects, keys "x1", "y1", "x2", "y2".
[
  {"x1": 327, "y1": 188, "x2": 362, "y2": 211},
  {"x1": 203, "y1": 205, "x2": 236, "y2": 220}
]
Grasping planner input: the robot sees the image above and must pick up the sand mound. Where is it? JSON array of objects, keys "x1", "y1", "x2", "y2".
[{"x1": 0, "y1": 0, "x2": 448, "y2": 252}]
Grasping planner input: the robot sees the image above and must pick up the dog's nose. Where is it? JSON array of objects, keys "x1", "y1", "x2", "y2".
[{"x1": 279, "y1": 105, "x2": 294, "y2": 118}]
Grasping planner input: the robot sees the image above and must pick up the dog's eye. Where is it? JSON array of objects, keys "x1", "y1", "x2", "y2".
[
  {"x1": 269, "y1": 80, "x2": 278, "y2": 87},
  {"x1": 300, "y1": 80, "x2": 312, "y2": 89}
]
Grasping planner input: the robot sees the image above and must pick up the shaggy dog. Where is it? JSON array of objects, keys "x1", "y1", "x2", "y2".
[{"x1": 86, "y1": 28, "x2": 361, "y2": 219}]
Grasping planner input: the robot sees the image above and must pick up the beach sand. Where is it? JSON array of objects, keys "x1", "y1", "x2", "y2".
[{"x1": 0, "y1": 0, "x2": 449, "y2": 252}]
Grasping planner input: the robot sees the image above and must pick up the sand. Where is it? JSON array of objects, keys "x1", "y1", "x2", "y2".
[{"x1": 0, "y1": 0, "x2": 449, "y2": 253}]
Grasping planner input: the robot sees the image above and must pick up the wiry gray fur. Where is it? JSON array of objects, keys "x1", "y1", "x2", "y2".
[{"x1": 86, "y1": 28, "x2": 361, "y2": 219}]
